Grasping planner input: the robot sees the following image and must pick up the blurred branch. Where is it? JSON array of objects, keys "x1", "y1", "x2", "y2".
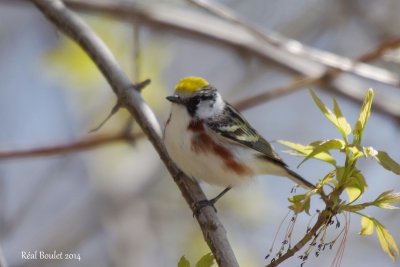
[
  {"x1": 187, "y1": 0, "x2": 400, "y2": 86},
  {"x1": 30, "y1": 0, "x2": 239, "y2": 266},
  {"x1": 61, "y1": 0, "x2": 400, "y2": 119},
  {"x1": 3, "y1": 37, "x2": 399, "y2": 160},
  {"x1": 0, "y1": 244, "x2": 7, "y2": 267},
  {"x1": 1, "y1": 6, "x2": 398, "y2": 160},
  {"x1": 62, "y1": 1, "x2": 400, "y2": 84},
  {"x1": 233, "y1": 75, "x2": 319, "y2": 110},
  {"x1": 234, "y1": 37, "x2": 400, "y2": 119},
  {"x1": 0, "y1": 132, "x2": 142, "y2": 160}
]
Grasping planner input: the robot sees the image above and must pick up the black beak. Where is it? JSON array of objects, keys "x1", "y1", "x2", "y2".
[{"x1": 166, "y1": 95, "x2": 183, "y2": 104}]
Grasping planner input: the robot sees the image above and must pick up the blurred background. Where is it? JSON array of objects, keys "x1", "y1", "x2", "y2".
[{"x1": 0, "y1": 0, "x2": 400, "y2": 266}]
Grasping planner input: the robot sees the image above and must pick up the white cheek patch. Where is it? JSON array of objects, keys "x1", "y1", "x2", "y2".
[{"x1": 196, "y1": 93, "x2": 225, "y2": 119}]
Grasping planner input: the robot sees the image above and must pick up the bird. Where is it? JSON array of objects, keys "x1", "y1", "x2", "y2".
[{"x1": 163, "y1": 76, "x2": 315, "y2": 208}]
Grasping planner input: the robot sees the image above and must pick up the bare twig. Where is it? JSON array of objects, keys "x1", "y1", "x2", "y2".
[
  {"x1": 233, "y1": 75, "x2": 320, "y2": 111},
  {"x1": 358, "y1": 37, "x2": 400, "y2": 62},
  {"x1": 0, "y1": 132, "x2": 142, "y2": 160},
  {"x1": 266, "y1": 212, "x2": 329, "y2": 267},
  {"x1": 30, "y1": 1, "x2": 239, "y2": 266}
]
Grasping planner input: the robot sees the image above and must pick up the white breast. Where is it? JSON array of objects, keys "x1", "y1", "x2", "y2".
[{"x1": 163, "y1": 104, "x2": 253, "y2": 187}]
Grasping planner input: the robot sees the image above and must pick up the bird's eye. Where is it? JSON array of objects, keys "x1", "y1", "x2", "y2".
[{"x1": 191, "y1": 96, "x2": 200, "y2": 105}]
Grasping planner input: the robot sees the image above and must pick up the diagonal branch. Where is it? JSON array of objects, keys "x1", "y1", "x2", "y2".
[
  {"x1": 30, "y1": 0, "x2": 239, "y2": 266},
  {"x1": 266, "y1": 212, "x2": 329, "y2": 267}
]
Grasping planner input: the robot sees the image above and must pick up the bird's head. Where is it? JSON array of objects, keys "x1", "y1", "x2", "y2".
[{"x1": 166, "y1": 76, "x2": 225, "y2": 119}]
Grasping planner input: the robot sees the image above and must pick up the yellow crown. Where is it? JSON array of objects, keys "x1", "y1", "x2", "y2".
[{"x1": 175, "y1": 76, "x2": 209, "y2": 92}]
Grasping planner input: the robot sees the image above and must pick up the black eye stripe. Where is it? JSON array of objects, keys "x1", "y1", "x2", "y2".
[
  {"x1": 185, "y1": 87, "x2": 217, "y2": 117},
  {"x1": 200, "y1": 94, "x2": 214, "y2": 101}
]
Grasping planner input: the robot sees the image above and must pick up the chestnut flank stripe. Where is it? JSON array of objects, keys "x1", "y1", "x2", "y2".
[{"x1": 188, "y1": 121, "x2": 252, "y2": 175}]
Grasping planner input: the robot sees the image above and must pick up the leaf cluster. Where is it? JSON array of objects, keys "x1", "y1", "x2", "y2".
[{"x1": 279, "y1": 88, "x2": 400, "y2": 260}]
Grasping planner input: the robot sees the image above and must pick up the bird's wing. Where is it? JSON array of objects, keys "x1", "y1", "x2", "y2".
[{"x1": 206, "y1": 103, "x2": 287, "y2": 167}]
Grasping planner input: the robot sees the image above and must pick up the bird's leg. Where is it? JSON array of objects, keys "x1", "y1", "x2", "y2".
[{"x1": 192, "y1": 187, "x2": 232, "y2": 216}]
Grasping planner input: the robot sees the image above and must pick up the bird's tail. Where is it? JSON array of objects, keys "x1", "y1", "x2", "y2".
[{"x1": 285, "y1": 168, "x2": 315, "y2": 190}]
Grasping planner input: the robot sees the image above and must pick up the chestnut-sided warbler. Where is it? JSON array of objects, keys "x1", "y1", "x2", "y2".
[{"x1": 164, "y1": 77, "x2": 315, "y2": 206}]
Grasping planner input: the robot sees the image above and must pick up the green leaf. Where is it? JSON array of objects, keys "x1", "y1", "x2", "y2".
[
  {"x1": 373, "y1": 150, "x2": 400, "y2": 175},
  {"x1": 288, "y1": 194, "x2": 306, "y2": 203},
  {"x1": 309, "y1": 89, "x2": 352, "y2": 140},
  {"x1": 345, "y1": 170, "x2": 367, "y2": 203},
  {"x1": 375, "y1": 220, "x2": 400, "y2": 261},
  {"x1": 333, "y1": 98, "x2": 351, "y2": 140},
  {"x1": 375, "y1": 191, "x2": 400, "y2": 209},
  {"x1": 359, "y1": 216, "x2": 399, "y2": 260},
  {"x1": 309, "y1": 89, "x2": 340, "y2": 130},
  {"x1": 178, "y1": 256, "x2": 191, "y2": 267},
  {"x1": 349, "y1": 146, "x2": 365, "y2": 160},
  {"x1": 353, "y1": 89, "x2": 374, "y2": 145},
  {"x1": 360, "y1": 216, "x2": 374, "y2": 235},
  {"x1": 278, "y1": 140, "x2": 336, "y2": 166},
  {"x1": 195, "y1": 253, "x2": 215, "y2": 267},
  {"x1": 298, "y1": 139, "x2": 345, "y2": 167},
  {"x1": 288, "y1": 194, "x2": 312, "y2": 215},
  {"x1": 318, "y1": 171, "x2": 335, "y2": 187}
]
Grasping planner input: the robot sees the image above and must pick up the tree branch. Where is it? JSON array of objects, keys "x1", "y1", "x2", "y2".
[
  {"x1": 266, "y1": 212, "x2": 329, "y2": 267},
  {"x1": 234, "y1": 36, "x2": 400, "y2": 118},
  {"x1": 187, "y1": 0, "x2": 400, "y2": 86},
  {"x1": 29, "y1": 0, "x2": 239, "y2": 266},
  {"x1": 0, "y1": 132, "x2": 142, "y2": 160},
  {"x1": 61, "y1": 0, "x2": 400, "y2": 120},
  {"x1": 59, "y1": 0, "x2": 400, "y2": 86}
]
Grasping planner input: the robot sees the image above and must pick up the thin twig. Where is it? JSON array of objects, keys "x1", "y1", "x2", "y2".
[
  {"x1": 30, "y1": 1, "x2": 239, "y2": 266},
  {"x1": 0, "y1": 132, "x2": 142, "y2": 160},
  {"x1": 233, "y1": 75, "x2": 321, "y2": 110},
  {"x1": 266, "y1": 212, "x2": 329, "y2": 267}
]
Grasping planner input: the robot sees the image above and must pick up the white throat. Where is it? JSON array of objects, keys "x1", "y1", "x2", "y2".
[{"x1": 196, "y1": 93, "x2": 225, "y2": 119}]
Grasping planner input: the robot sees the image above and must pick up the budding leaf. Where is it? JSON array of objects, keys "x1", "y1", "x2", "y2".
[
  {"x1": 178, "y1": 256, "x2": 191, "y2": 267},
  {"x1": 353, "y1": 89, "x2": 374, "y2": 145},
  {"x1": 298, "y1": 139, "x2": 344, "y2": 167},
  {"x1": 278, "y1": 140, "x2": 336, "y2": 166},
  {"x1": 360, "y1": 216, "x2": 374, "y2": 235},
  {"x1": 195, "y1": 253, "x2": 215, "y2": 267},
  {"x1": 374, "y1": 191, "x2": 400, "y2": 209},
  {"x1": 345, "y1": 170, "x2": 367, "y2": 203},
  {"x1": 375, "y1": 221, "x2": 399, "y2": 261},
  {"x1": 288, "y1": 194, "x2": 311, "y2": 214},
  {"x1": 373, "y1": 151, "x2": 400, "y2": 175},
  {"x1": 333, "y1": 98, "x2": 351, "y2": 140},
  {"x1": 359, "y1": 216, "x2": 399, "y2": 260}
]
